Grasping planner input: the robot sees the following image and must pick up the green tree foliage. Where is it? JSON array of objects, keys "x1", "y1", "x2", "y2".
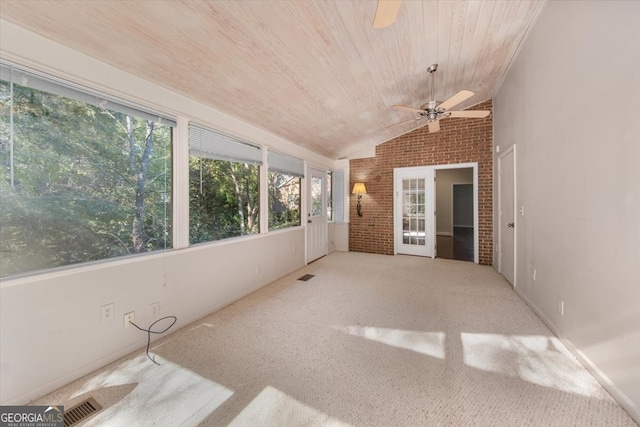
[
  {"x1": 189, "y1": 157, "x2": 259, "y2": 243},
  {"x1": 0, "y1": 80, "x2": 171, "y2": 277},
  {"x1": 268, "y1": 172, "x2": 300, "y2": 230}
]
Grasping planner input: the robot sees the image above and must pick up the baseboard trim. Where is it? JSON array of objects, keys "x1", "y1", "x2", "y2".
[{"x1": 513, "y1": 287, "x2": 640, "y2": 424}]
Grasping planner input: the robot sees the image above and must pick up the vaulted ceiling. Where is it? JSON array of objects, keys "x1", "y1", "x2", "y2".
[{"x1": 0, "y1": 0, "x2": 545, "y2": 159}]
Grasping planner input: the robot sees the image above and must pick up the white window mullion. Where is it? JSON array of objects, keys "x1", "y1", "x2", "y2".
[
  {"x1": 260, "y1": 146, "x2": 269, "y2": 234},
  {"x1": 173, "y1": 117, "x2": 190, "y2": 249},
  {"x1": 302, "y1": 162, "x2": 308, "y2": 227}
]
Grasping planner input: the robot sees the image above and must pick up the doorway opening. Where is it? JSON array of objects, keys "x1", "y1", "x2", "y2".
[
  {"x1": 393, "y1": 163, "x2": 478, "y2": 263},
  {"x1": 435, "y1": 168, "x2": 474, "y2": 262}
]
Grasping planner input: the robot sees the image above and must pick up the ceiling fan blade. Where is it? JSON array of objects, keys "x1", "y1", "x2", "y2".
[
  {"x1": 373, "y1": 0, "x2": 402, "y2": 29},
  {"x1": 438, "y1": 90, "x2": 474, "y2": 111},
  {"x1": 391, "y1": 105, "x2": 424, "y2": 114},
  {"x1": 428, "y1": 120, "x2": 440, "y2": 133},
  {"x1": 386, "y1": 117, "x2": 421, "y2": 129},
  {"x1": 447, "y1": 110, "x2": 491, "y2": 118}
]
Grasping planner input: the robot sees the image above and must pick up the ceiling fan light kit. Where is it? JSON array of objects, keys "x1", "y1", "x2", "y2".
[{"x1": 388, "y1": 63, "x2": 490, "y2": 133}]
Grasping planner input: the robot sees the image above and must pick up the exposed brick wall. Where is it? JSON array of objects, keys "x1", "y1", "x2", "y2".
[{"x1": 349, "y1": 100, "x2": 493, "y2": 265}]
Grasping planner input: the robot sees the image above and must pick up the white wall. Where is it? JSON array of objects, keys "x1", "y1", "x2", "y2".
[
  {"x1": 1, "y1": 231, "x2": 305, "y2": 404},
  {"x1": 0, "y1": 21, "x2": 334, "y2": 404},
  {"x1": 493, "y1": 1, "x2": 640, "y2": 421}
]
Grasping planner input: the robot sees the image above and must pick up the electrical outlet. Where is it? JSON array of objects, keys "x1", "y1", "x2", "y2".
[
  {"x1": 150, "y1": 302, "x2": 159, "y2": 317},
  {"x1": 101, "y1": 303, "x2": 114, "y2": 322},
  {"x1": 532, "y1": 268, "x2": 536, "y2": 281},
  {"x1": 256, "y1": 264, "x2": 261, "y2": 274},
  {"x1": 124, "y1": 311, "x2": 135, "y2": 328}
]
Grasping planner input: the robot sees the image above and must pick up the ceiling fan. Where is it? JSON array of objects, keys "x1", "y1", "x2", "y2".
[
  {"x1": 373, "y1": 0, "x2": 402, "y2": 29},
  {"x1": 387, "y1": 64, "x2": 490, "y2": 133}
]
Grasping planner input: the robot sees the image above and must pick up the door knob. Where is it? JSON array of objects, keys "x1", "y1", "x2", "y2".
[{"x1": 507, "y1": 222, "x2": 514, "y2": 228}]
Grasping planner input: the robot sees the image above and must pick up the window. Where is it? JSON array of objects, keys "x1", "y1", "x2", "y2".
[
  {"x1": 0, "y1": 64, "x2": 174, "y2": 277},
  {"x1": 311, "y1": 176, "x2": 323, "y2": 217},
  {"x1": 268, "y1": 150, "x2": 303, "y2": 230},
  {"x1": 189, "y1": 125, "x2": 261, "y2": 243}
]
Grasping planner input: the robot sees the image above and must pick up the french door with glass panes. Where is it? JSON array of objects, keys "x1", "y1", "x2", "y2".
[{"x1": 394, "y1": 167, "x2": 434, "y2": 257}]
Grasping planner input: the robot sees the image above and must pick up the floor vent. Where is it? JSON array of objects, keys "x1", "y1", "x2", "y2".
[
  {"x1": 64, "y1": 397, "x2": 102, "y2": 426},
  {"x1": 298, "y1": 274, "x2": 315, "y2": 281}
]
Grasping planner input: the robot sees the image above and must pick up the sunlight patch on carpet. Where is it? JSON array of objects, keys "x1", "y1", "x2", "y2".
[
  {"x1": 335, "y1": 325, "x2": 446, "y2": 360},
  {"x1": 460, "y1": 333, "x2": 605, "y2": 398},
  {"x1": 229, "y1": 386, "x2": 352, "y2": 426},
  {"x1": 70, "y1": 354, "x2": 233, "y2": 426}
]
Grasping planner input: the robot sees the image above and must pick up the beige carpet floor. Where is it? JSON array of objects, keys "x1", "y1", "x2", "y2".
[{"x1": 33, "y1": 252, "x2": 636, "y2": 426}]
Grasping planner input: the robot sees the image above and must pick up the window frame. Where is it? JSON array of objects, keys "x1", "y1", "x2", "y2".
[
  {"x1": 266, "y1": 150, "x2": 304, "y2": 232},
  {"x1": 187, "y1": 123, "x2": 263, "y2": 245},
  {"x1": 267, "y1": 170, "x2": 302, "y2": 231},
  {"x1": 0, "y1": 62, "x2": 176, "y2": 278}
]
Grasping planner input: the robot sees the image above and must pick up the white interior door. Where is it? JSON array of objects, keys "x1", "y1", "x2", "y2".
[
  {"x1": 394, "y1": 167, "x2": 434, "y2": 257},
  {"x1": 498, "y1": 146, "x2": 516, "y2": 285},
  {"x1": 306, "y1": 167, "x2": 328, "y2": 263}
]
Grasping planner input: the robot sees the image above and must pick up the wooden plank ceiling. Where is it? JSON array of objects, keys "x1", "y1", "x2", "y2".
[{"x1": 1, "y1": 0, "x2": 545, "y2": 159}]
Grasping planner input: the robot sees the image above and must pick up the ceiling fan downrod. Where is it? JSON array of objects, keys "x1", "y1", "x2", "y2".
[{"x1": 427, "y1": 63, "x2": 438, "y2": 104}]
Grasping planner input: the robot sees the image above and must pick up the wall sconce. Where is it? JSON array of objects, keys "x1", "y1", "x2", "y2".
[{"x1": 352, "y1": 182, "x2": 367, "y2": 217}]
